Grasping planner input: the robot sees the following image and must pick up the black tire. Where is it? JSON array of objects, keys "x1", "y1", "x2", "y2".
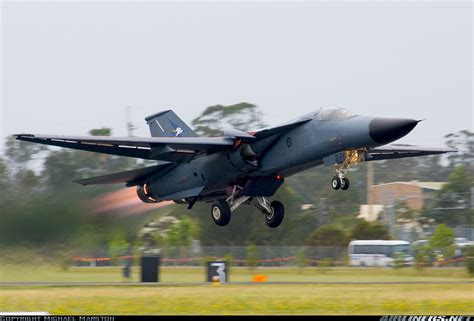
[
  {"x1": 331, "y1": 177, "x2": 341, "y2": 190},
  {"x1": 341, "y1": 177, "x2": 350, "y2": 190},
  {"x1": 211, "y1": 199, "x2": 231, "y2": 226},
  {"x1": 265, "y1": 200, "x2": 285, "y2": 228}
]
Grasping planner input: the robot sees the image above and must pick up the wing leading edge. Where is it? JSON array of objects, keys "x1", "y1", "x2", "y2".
[
  {"x1": 15, "y1": 134, "x2": 235, "y2": 161},
  {"x1": 15, "y1": 116, "x2": 312, "y2": 162},
  {"x1": 366, "y1": 144, "x2": 457, "y2": 161}
]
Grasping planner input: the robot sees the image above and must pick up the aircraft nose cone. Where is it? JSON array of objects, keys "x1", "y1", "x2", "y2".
[{"x1": 369, "y1": 118, "x2": 419, "y2": 145}]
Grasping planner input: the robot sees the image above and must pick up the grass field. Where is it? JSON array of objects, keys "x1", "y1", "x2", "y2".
[
  {"x1": 0, "y1": 266, "x2": 472, "y2": 314},
  {"x1": 1, "y1": 284, "x2": 473, "y2": 315}
]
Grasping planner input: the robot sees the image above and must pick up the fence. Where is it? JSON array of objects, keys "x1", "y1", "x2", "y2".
[{"x1": 72, "y1": 246, "x2": 347, "y2": 267}]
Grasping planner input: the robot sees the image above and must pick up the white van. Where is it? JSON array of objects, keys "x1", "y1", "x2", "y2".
[{"x1": 348, "y1": 240, "x2": 413, "y2": 267}]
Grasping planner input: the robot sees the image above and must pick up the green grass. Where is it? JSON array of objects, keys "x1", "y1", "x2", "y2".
[
  {"x1": 1, "y1": 266, "x2": 472, "y2": 314},
  {"x1": 0, "y1": 284, "x2": 472, "y2": 315},
  {"x1": 0, "y1": 265, "x2": 471, "y2": 283}
]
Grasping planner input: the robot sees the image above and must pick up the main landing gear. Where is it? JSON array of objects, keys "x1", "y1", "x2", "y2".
[{"x1": 210, "y1": 186, "x2": 285, "y2": 228}]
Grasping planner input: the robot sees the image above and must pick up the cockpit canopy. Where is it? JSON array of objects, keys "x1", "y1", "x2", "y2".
[{"x1": 316, "y1": 108, "x2": 358, "y2": 121}]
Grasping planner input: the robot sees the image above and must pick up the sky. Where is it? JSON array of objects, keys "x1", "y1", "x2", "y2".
[{"x1": 1, "y1": 0, "x2": 472, "y2": 155}]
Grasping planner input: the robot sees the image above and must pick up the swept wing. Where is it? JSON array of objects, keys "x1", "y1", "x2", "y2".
[{"x1": 366, "y1": 144, "x2": 457, "y2": 161}]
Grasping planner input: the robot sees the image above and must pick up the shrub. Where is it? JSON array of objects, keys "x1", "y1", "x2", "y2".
[
  {"x1": 246, "y1": 244, "x2": 258, "y2": 270},
  {"x1": 295, "y1": 249, "x2": 308, "y2": 268},
  {"x1": 318, "y1": 257, "x2": 334, "y2": 274},
  {"x1": 392, "y1": 252, "x2": 405, "y2": 269},
  {"x1": 414, "y1": 245, "x2": 432, "y2": 270},
  {"x1": 465, "y1": 246, "x2": 474, "y2": 277},
  {"x1": 223, "y1": 253, "x2": 234, "y2": 268},
  {"x1": 200, "y1": 256, "x2": 214, "y2": 266}
]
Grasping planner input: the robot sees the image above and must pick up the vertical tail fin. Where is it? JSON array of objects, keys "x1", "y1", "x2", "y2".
[{"x1": 145, "y1": 110, "x2": 198, "y2": 137}]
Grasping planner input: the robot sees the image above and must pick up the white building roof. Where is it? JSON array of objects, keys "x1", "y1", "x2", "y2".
[
  {"x1": 358, "y1": 204, "x2": 384, "y2": 222},
  {"x1": 373, "y1": 181, "x2": 445, "y2": 191}
]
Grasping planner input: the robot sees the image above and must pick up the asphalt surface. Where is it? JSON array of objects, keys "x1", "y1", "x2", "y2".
[{"x1": 1, "y1": 281, "x2": 473, "y2": 287}]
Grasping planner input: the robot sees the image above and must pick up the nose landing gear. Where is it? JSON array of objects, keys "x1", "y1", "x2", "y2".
[
  {"x1": 341, "y1": 177, "x2": 350, "y2": 190},
  {"x1": 330, "y1": 149, "x2": 363, "y2": 191},
  {"x1": 331, "y1": 175, "x2": 350, "y2": 191}
]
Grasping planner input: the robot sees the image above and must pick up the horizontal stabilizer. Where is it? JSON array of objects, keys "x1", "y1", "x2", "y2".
[{"x1": 74, "y1": 163, "x2": 172, "y2": 186}]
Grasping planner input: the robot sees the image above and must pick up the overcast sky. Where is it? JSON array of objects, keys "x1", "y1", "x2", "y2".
[{"x1": 1, "y1": 1, "x2": 472, "y2": 155}]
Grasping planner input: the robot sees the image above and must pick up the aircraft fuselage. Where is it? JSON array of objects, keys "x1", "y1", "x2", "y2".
[{"x1": 148, "y1": 112, "x2": 416, "y2": 201}]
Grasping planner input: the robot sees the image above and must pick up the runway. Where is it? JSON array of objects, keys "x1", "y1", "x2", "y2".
[{"x1": 1, "y1": 281, "x2": 472, "y2": 287}]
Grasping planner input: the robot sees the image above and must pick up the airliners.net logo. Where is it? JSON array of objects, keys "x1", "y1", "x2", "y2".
[{"x1": 380, "y1": 316, "x2": 472, "y2": 321}]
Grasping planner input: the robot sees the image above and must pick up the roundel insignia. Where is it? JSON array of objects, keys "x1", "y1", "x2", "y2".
[{"x1": 286, "y1": 137, "x2": 292, "y2": 147}]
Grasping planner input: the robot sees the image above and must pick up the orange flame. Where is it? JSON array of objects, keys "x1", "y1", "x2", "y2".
[{"x1": 88, "y1": 187, "x2": 173, "y2": 216}]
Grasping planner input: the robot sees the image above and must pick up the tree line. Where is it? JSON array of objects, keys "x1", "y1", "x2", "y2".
[{"x1": 0, "y1": 103, "x2": 472, "y2": 253}]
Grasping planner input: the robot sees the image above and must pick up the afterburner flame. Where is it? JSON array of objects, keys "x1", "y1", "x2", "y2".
[{"x1": 88, "y1": 187, "x2": 173, "y2": 216}]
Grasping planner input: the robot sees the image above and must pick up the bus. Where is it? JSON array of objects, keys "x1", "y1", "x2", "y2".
[{"x1": 348, "y1": 240, "x2": 413, "y2": 267}]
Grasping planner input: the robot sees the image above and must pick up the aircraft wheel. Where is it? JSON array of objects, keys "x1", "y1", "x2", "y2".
[
  {"x1": 341, "y1": 177, "x2": 350, "y2": 190},
  {"x1": 331, "y1": 177, "x2": 341, "y2": 190},
  {"x1": 265, "y1": 201, "x2": 285, "y2": 228},
  {"x1": 211, "y1": 200, "x2": 231, "y2": 226}
]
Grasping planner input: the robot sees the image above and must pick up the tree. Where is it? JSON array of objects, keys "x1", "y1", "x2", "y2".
[
  {"x1": 4, "y1": 136, "x2": 46, "y2": 193},
  {"x1": 41, "y1": 127, "x2": 137, "y2": 190},
  {"x1": 167, "y1": 217, "x2": 192, "y2": 246},
  {"x1": 89, "y1": 128, "x2": 112, "y2": 136},
  {"x1": 429, "y1": 224, "x2": 455, "y2": 259},
  {"x1": 349, "y1": 219, "x2": 391, "y2": 240},
  {"x1": 0, "y1": 157, "x2": 7, "y2": 192},
  {"x1": 191, "y1": 102, "x2": 266, "y2": 136},
  {"x1": 0, "y1": 157, "x2": 10, "y2": 205},
  {"x1": 4, "y1": 135, "x2": 45, "y2": 172},
  {"x1": 108, "y1": 230, "x2": 130, "y2": 264},
  {"x1": 444, "y1": 130, "x2": 474, "y2": 171},
  {"x1": 429, "y1": 224, "x2": 454, "y2": 249},
  {"x1": 425, "y1": 165, "x2": 473, "y2": 227},
  {"x1": 438, "y1": 166, "x2": 472, "y2": 208},
  {"x1": 189, "y1": 103, "x2": 271, "y2": 245},
  {"x1": 305, "y1": 225, "x2": 348, "y2": 246}
]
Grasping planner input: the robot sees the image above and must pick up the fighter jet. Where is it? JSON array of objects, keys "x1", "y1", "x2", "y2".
[{"x1": 15, "y1": 108, "x2": 455, "y2": 228}]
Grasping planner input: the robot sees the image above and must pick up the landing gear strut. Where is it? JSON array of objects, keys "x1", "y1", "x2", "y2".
[
  {"x1": 210, "y1": 186, "x2": 285, "y2": 228},
  {"x1": 330, "y1": 149, "x2": 364, "y2": 191}
]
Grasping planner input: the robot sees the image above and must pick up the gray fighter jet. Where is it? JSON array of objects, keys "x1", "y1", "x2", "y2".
[{"x1": 16, "y1": 108, "x2": 455, "y2": 228}]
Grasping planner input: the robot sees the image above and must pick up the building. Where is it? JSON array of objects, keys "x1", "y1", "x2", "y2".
[
  {"x1": 372, "y1": 181, "x2": 445, "y2": 211},
  {"x1": 358, "y1": 181, "x2": 445, "y2": 222}
]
